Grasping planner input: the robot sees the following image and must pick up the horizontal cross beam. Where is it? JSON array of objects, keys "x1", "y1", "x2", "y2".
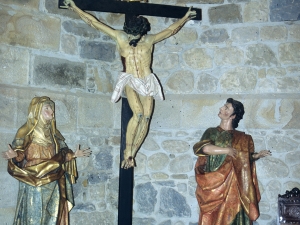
[{"x1": 58, "y1": 0, "x2": 202, "y2": 20}]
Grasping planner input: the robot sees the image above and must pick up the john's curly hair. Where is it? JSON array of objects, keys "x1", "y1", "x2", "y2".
[
  {"x1": 123, "y1": 15, "x2": 151, "y2": 36},
  {"x1": 226, "y1": 98, "x2": 245, "y2": 129}
]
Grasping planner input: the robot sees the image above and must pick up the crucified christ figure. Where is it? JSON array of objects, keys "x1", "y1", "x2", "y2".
[{"x1": 63, "y1": 0, "x2": 196, "y2": 169}]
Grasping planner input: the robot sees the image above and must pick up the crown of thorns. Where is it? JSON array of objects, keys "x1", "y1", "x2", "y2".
[{"x1": 123, "y1": 16, "x2": 150, "y2": 36}]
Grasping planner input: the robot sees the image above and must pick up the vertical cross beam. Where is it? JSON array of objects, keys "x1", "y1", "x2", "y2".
[{"x1": 118, "y1": 98, "x2": 134, "y2": 225}]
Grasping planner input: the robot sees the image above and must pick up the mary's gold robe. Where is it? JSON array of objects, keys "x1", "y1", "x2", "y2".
[{"x1": 7, "y1": 96, "x2": 77, "y2": 225}]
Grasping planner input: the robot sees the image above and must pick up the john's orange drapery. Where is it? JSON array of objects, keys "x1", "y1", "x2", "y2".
[{"x1": 194, "y1": 127, "x2": 261, "y2": 225}]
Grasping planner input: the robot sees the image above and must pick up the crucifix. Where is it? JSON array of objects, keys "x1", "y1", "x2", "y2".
[{"x1": 59, "y1": 0, "x2": 201, "y2": 224}]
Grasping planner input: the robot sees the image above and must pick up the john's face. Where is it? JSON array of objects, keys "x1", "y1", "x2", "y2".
[
  {"x1": 218, "y1": 103, "x2": 235, "y2": 120},
  {"x1": 41, "y1": 104, "x2": 54, "y2": 121}
]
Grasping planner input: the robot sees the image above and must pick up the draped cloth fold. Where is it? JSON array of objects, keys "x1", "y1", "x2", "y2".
[{"x1": 111, "y1": 72, "x2": 164, "y2": 102}]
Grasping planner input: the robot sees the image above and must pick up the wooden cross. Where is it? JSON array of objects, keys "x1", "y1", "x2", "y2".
[
  {"x1": 59, "y1": 0, "x2": 202, "y2": 20},
  {"x1": 59, "y1": 1, "x2": 201, "y2": 224}
]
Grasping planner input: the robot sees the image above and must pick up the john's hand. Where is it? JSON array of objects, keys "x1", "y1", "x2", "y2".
[
  {"x1": 227, "y1": 147, "x2": 237, "y2": 159},
  {"x1": 253, "y1": 150, "x2": 271, "y2": 159}
]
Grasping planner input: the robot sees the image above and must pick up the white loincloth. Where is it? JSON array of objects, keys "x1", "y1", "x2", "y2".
[{"x1": 111, "y1": 73, "x2": 164, "y2": 103}]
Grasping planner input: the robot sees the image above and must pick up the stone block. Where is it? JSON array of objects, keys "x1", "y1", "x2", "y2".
[
  {"x1": 270, "y1": 0, "x2": 300, "y2": 22},
  {"x1": 0, "y1": 45, "x2": 29, "y2": 85},
  {"x1": 291, "y1": 164, "x2": 300, "y2": 179},
  {"x1": 158, "y1": 220, "x2": 171, "y2": 225},
  {"x1": 214, "y1": 47, "x2": 244, "y2": 66},
  {"x1": 220, "y1": 67, "x2": 257, "y2": 92},
  {"x1": 267, "y1": 67, "x2": 286, "y2": 77},
  {"x1": 266, "y1": 135, "x2": 298, "y2": 153},
  {"x1": 151, "y1": 172, "x2": 169, "y2": 180},
  {"x1": 257, "y1": 78, "x2": 276, "y2": 93},
  {"x1": 156, "y1": 180, "x2": 176, "y2": 187},
  {"x1": 243, "y1": 1, "x2": 268, "y2": 23},
  {"x1": 80, "y1": 41, "x2": 116, "y2": 62},
  {"x1": 289, "y1": 24, "x2": 300, "y2": 40},
  {"x1": 142, "y1": 135, "x2": 160, "y2": 151},
  {"x1": 183, "y1": 48, "x2": 212, "y2": 70},
  {"x1": 45, "y1": 0, "x2": 79, "y2": 19},
  {"x1": 257, "y1": 157, "x2": 288, "y2": 179},
  {"x1": 33, "y1": 55, "x2": 86, "y2": 90},
  {"x1": 107, "y1": 177, "x2": 119, "y2": 209},
  {"x1": 167, "y1": 27, "x2": 198, "y2": 45},
  {"x1": 106, "y1": 13, "x2": 125, "y2": 27},
  {"x1": 196, "y1": 73, "x2": 218, "y2": 93},
  {"x1": 277, "y1": 76, "x2": 300, "y2": 93},
  {"x1": 148, "y1": 153, "x2": 169, "y2": 171},
  {"x1": 162, "y1": 140, "x2": 190, "y2": 154},
  {"x1": 133, "y1": 218, "x2": 156, "y2": 225},
  {"x1": 285, "y1": 151, "x2": 300, "y2": 165},
  {"x1": 0, "y1": 5, "x2": 60, "y2": 50},
  {"x1": 284, "y1": 100, "x2": 300, "y2": 129},
  {"x1": 135, "y1": 182, "x2": 157, "y2": 214},
  {"x1": 88, "y1": 173, "x2": 111, "y2": 184},
  {"x1": 169, "y1": 154, "x2": 193, "y2": 173},
  {"x1": 0, "y1": 207, "x2": 16, "y2": 225},
  {"x1": 200, "y1": 28, "x2": 229, "y2": 44},
  {"x1": 181, "y1": 99, "x2": 221, "y2": 129},
  {"x1": 231, "y1": 26, "x2": 259, "y2": 43},
  {"x1": 94, "y1": 147, "x2": 113, "y2": 170},
  {"x1": 0, "y1": 88, "x2": 18, "y2": 129},
  {"x1": 61, "y1": 34, "x2": 78, "y2": 55},
  {"x1": 0, "y1": 172, "x2": 18, "y2": 208},
  {"x1": 245, "y1": 44, "x2": 278, "y2": 67},
  {"x1": 244, "y1": 99, "x2": 294, "y2": 129},
  {"x1": 184, "y1": 0, "x2": 224, "y2": 3},
  {"x1": 208, "y1": 4, "x2": 242, "y2": 25},
  {"x1": 78, "y1": 97, "x2": 113, "y2": 128},
  {"x1": 279, "y1": 42, "x2": 300, "y2": 64},
  {"x1": 135, "y1": 152, "x2": 147, "y2": 175},
  {"x1": 258, "y1": 201, "x2": 270, "y2": 214},
  {"x1": 283, "y1": 181, "x2": 300, "y2": 191},
  {"x1": 69, "y1": 211, "x2": 115, "y2": 225},
  {"x1": 265, "y1": 180, "x2": 282, "y2": 202},
  {"x1": 62, "y1": 20, "x2": 101, "y2": 39},
  {"x1": 159, "y1": 187, "x2": 191, "y2": 217},
  {"x1": 73, "y1": 203, "x2": 96, "y2": 212},
  {"x1": 228, "y1": 0, "x2": 250, "y2": 2},
  {"x1": 260, "y1": 26, "x2": 287, "y2": 41},
  {"x1": 53, "y1": 95, "x2": 78, "y2": 131},
  {"x1": 165, "y1": 70, "x2": 194, "y2": 94},
  {"x1": 172, "y1": 174, "x2": 188, "y2": 179},
  {"x1": 151, "y1": 97, "x2": 181, "y2": 129},
  {"x1": 0, "y1": 0, "x2": 39, "y2": 9},
  {"x1": 152, "y1": 53, "x2": 179, "y2": 70},
  {"x1": 90, "y1": 67, "x2": 114, "y2": 94}
]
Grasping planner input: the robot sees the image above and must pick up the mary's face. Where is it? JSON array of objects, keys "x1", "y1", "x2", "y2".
[{"x1": 41, "y1": 104, "x2": 54, "y2": 121}]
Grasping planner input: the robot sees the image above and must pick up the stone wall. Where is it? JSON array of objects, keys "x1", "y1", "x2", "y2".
[{"x1": 0, "y1": 0, "x2": 299, "y2": 224}]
